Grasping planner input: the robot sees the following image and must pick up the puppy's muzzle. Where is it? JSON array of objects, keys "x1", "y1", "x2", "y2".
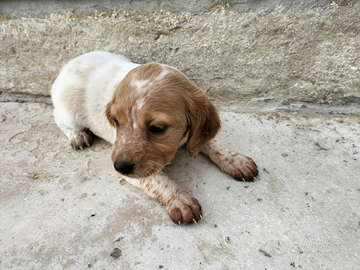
[{"x1": 114, "y1": 161, "x2": 134, "y2": 175}]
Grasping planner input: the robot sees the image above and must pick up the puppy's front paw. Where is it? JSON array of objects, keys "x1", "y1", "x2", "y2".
[
  {"x1": 222, "y1": 153, "x2": 258, "y2": 182},
  {"x1": 70, "y1": 129, "x2": 93, "y2": 150},
  {"x1": 165, "y1": 192, "x2": 202, "y2": 225}
]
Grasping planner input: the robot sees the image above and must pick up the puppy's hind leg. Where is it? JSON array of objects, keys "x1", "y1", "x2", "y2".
[{"x1": 53, "y1": 109, "x2": 93, "y2": 150}]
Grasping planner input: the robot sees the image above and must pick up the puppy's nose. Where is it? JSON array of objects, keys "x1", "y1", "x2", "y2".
[{"x1": 114, "y1": 162, "x2": 134, "y2": 175}]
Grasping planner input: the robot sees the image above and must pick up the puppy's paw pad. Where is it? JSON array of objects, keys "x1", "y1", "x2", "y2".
[
  {"x1": 222, "y1": 153, "x2": 258, "y2": 182},
  {"x1": 166, "y1": 192, "x2": 202, "y2": 225},
  {"x1": 70, "y1": 130, "x2": 93, "y2": 150}
]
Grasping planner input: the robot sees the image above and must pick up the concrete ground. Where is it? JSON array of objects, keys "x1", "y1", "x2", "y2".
[{"x1": 1, "y1": 102, "x2": 359, "y2": 270}]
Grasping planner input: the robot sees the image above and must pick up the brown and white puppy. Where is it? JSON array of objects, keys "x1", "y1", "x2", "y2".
[{"x1": 51, "y1": 51, "x2": 258, "y2": 225}]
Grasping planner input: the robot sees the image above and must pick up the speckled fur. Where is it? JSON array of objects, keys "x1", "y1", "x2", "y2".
[{"x1": 51, "y1": 51, "x2": 258, "y2": 225}]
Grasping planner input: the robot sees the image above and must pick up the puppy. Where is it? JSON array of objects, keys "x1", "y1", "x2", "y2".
[{"x1": 51, "y1": 51, "x2": 258, "y2": 225}]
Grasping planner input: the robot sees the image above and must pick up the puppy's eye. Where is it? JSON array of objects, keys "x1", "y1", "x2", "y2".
[
  {"x1": 113, "y1": 118, "x2": 119, "y2": 127},
  {"x1": 149, "y1": 125, "x2": 166, "y2": 135}
]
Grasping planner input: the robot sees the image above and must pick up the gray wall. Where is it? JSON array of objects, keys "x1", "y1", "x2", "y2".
[
  {"x1": 0, "y1": 0, "x2": 335, "y2": 18},
  {"x1": 1, "y1": 0, "x2": 359, "y2": 105}
]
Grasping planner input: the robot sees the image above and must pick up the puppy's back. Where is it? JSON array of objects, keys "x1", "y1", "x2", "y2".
[{"x1": 51, "y1": 51, "x2": 139, "y2": 142}]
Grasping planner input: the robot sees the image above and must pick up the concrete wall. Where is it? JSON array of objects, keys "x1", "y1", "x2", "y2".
[{"x1": 0, "y1": 0, "x2": 359, "y2": 105}]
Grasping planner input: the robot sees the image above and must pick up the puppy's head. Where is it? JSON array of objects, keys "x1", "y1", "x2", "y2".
[{"x1": 106, "y1": 63, "x2": 220, "y2": 178}]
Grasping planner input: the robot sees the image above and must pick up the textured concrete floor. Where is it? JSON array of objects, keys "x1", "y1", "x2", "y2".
[{"x1": 1, "y1": 102, "x2": 359, "y2": 270}]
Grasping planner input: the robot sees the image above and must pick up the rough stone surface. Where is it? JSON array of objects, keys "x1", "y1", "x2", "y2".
[
  {"x1": 1, "y1": 1, "x2": 359, "y2": 105},
  {"x1": 0, "y1": 0, "x2": 336, "y2": 18},
  {"x1": 1, "y1": 102, "x2": 359, "y2": 269}
]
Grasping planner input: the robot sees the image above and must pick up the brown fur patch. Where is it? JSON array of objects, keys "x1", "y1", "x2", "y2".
[
  {"x1": 165, "y1": 192, "x2": 202, "y2": 224},
  {"x1": 106, "y1": 63, "x2": 220, "y2": 178},
  {"x1": 202, "y1": 139, "x2": 258, "y2": 181}
]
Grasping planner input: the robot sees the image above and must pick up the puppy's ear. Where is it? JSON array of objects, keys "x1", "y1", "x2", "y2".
[
  {"x1": 186, "y1": 89, "x2": 221, "y2": 157},
  {"x1": 105, "y1": 101, "x2": 115, "y2": 127}
]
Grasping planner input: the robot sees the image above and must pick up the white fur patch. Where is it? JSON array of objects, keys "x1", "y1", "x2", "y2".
[
  {"x1": 136, "y1": 97, "x2": 146, "y2": 111},
  {"x1": 131, "y1": 66, "x2": 169, "y2": 94},
  {"x1": 133, "y1": 79, "x2": 151, "y2": 92},
  {"x1": 156, "y1": 67, "x2": 169, "y2": 81}
]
